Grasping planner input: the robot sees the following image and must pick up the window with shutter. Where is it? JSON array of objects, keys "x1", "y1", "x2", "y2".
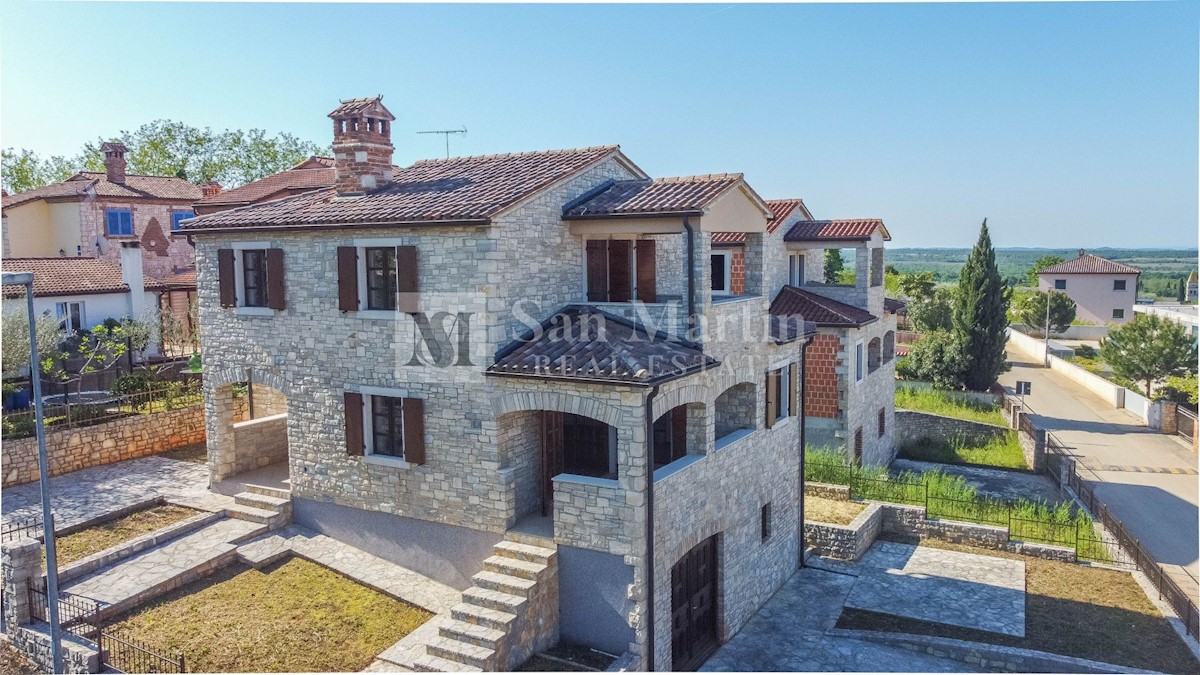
[
  {"x1": 396, "y1": 246, "x2": 419, "y2": 313},
  {"x1": 337, "y1": 247, "x2": 359, "y2": 312},
  {"x1": 403, "y1": 398, "x2": 426, "y2": 464},
  {"x1": 242, "y1": 250, "x2": 268, "y2": 307},
  {"x1": 608, "y1": 240, "x2": 633, "y2": 302},
  {"x1": 266, "y1": 248, "x2": 286, "y2": 310},
  {"x1": 586, "y1": 240, "x2": 609, "y2": 302},
  {"x1": 365, "y1": 247, "x2": 398, "y2": 310},
  {"x1": 218, "y1": 249, "x2": 236, "y2": 308},
  {"x1": 636, "y1": 239, "x2": 657, "y2": 303},
  {"x1": 344, "y1": 392, "x2": 364, "y2": 456},
  {"x1": 765, "y1": 370, "x2": 779, "y2": 428},
  {"x1": 788, "y1": 364, "x2": 799, "y2": 418}
]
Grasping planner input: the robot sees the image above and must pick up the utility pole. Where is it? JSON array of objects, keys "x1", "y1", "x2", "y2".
[
  {"x1": 417, "y1": 126, "x2": 467, "y2": 159},
  {"x1": 1044, "y1": 290, "x2": 1051, "y2": 366}
]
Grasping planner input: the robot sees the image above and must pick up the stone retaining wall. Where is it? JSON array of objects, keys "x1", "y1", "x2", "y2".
[
  {"x1": 1, "y1": 404, "x2": 205, "y2": 487},
  {"x1": 804, "y1": 502, "x2": 882, "y2": 561},
  {"x1": 804, "y1": 482, "x2": 850, "y2": 501},
  {"x1": 230, "y1": 412, "x2": 289, "y2": 477},
  {"x1": 880, "y1": 502, "x2": 1075, "y2": 563},
  {"x1": 893, "y1": 410, "x2": 1010, "y2": 448}
]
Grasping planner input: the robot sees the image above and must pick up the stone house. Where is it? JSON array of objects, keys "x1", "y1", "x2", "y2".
[
  {"x1": 1037, "y1": 251, "x2": 1141, "y2": 325},
  {"x1": 183, "y1": 96, "x2": 893, "y2": 671},
  {"x1": 192, "y1": 156, "x2": 346, "y2": 215}
]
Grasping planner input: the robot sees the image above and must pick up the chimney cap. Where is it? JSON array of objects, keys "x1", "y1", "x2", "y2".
[
  {"x1": 100, "y1": 141, "x2": 128, "y2": 155},
  {"x1": 328, "y1": 96, "x2": 395, "y2": 122}
]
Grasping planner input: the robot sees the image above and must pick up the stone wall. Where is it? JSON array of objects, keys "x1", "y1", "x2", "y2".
[
  {"x1": 713, "y1": 382, "x2": 756, "y2": 439},
  {"x1": 79, "y1": 198, "x2": 197, "y2": 281},
  {"x1": 2, "y1": 404, "x2": 205, "y2": 487},
  {"x1": 804, "y1": 501, "x2": 882, "y2": 561},
  {"x1": 230, "y1": 412, "x2": 288, "y2": 476},
  {"x1": 879, "y1": 502, "x2": 1075, "y2": 563},
  {"x1": 893, "y1": 410, "x2": 1011, "y2": 448},
  {"x1": 804, "y1": 481, "x2": 850, "y2": 501}
]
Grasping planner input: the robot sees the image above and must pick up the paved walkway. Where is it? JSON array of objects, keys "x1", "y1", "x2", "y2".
[
  {"x1": 701, "y1": 565, "x2": 987, "y2": 672},
  {"x1": 1000, "y1": 345, "x2": 1199, "y2": 595},
  {"x1": 1, "y1": 455, "x2": 229, "y2": 530}
]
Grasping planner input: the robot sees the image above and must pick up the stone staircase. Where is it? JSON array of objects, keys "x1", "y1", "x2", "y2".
[
  {"x1": 227, "y1": 485, "x2": 291, "y2": 529},
  {"x1": 412, "y1": 533, "x2": 558, "y2": 672}
]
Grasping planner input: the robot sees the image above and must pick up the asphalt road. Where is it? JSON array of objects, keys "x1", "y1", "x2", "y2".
[{"x1": 999, "y1": 345, "x2": 1199, "y2": 595}]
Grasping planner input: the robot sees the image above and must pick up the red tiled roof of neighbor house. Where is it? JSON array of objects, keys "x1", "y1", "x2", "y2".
[
  {"x1": 769, "y1": 285, "x2": 877, "y2": 328},
  {"x1": 1, "y1": 258, "x2": 165, "y2": 298},
  {"x1": 194, "y1": 157, "x2": 340, "y2": 210},
  {"x1": 784, "y1": 219, "x2": 891, "y2": 242},
  {"x1": 159, "y1": 268, "x2": 197, "y2": 289},
  {"x1": 182, "y1": 146, "x2": 642, "y2": 231},
  {"x1": 713, "y1": 198, "x2": 813, "y2": 245},
  {"x1": 486, "y1": 305, "x2": 719, "y2": 385},
  {"x1": 1038, "y1": 252, "x2": 1141, "y2": 275},
  {"x1": 563, "y1": 174, "x2": 748, "y2": 218},
  {"x1": 2, "y1": 172, "x2": 202, "y2": 212}
]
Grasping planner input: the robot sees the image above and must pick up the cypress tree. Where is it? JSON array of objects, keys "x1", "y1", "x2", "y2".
[{"x1": 954, "y1": 219, "x2": 1011, "y2": 390}]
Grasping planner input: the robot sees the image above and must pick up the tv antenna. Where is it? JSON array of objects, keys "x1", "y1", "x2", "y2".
[{"x1": 417, "y1": 126, "x2": 467, "y2": 158}]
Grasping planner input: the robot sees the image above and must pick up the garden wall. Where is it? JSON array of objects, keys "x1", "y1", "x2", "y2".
[
  {"x1": 893, "y1": 410, "x2": 1011, "y2": 448},
  {"x1": 804, "y1": 502, "x2": 882, "y2": 561},
  {"x1": 229, "y1": 412, "x2": 288, "y2": 476},
  {"x1": 1, "y1": 404, "x2": 205, "y2": 487}
]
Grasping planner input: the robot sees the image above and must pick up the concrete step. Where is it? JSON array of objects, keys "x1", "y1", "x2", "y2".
[
  {"x1": 226, "y1": 504, "x2": 285, "y2": 528},
  {"x1": 450, "y1": 602, "x2": 517, "y2": 632},
  {"x1": 503, "y1": 529, "x2": 556, "y2": 548},
  {"x1": 425, "y1": 636, "x2": 495, "y2": 670},
  {"x1": 482, "y1": 555, "x2": 546, "y2": 581},
  {"x1": 233, "y1": 491, "x2": 289, "y2": 511},
  {"x1": 437, "y1": 618, "x2": 505, "y2": 649},
  {"x1": 472, "y1": 570, "x2": 537, "y2": 598},
  {"x1": 244, "y1": 483, "x2": 291, "y2": 500},
  {"x1": 492, "y1": 540, "x2": 556, "y2": 565},
  {"x1": 461, "y1": 586, "x2": 527, "y2": 614},
  {"x1": 410, "y1": 652, "x2": 482, "y2": 673}
]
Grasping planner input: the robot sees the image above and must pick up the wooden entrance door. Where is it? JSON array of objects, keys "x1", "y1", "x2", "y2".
[
  {"x1": 670, "y1": 536, "x2": 718, "y2": 671},
  {"x1": 540, "y1": 411, "x2": 564, "y2": 517}
]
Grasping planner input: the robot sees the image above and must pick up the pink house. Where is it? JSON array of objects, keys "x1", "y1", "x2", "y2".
[{"x1": 1037, "y1": 250, "x2": 1140, "y2": 325}]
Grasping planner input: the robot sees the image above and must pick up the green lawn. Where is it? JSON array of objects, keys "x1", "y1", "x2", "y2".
[
  {"x1": 895, "y1": 388, "x2": 1007, "y2": 426},
  {"x1": 898, "y1": 432, "x2": 1029, "y2": 470}
]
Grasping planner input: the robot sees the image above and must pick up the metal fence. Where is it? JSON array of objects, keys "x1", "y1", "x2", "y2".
[
  {"x1": 99, "y1": 627, "x2": 186, "y2": 674},
  {"x1": 1177, "y1": 406, "x2": 1196, "y2": 444},
  {"x1": 27, "y1": 578, "x2": 101, "y2": 643},
  {"x1": 1, "y1": 516, "x2": 44, "y2": 543},
  {"x1": 1, "y1": 379, "x2": 203, "y2": 441}
]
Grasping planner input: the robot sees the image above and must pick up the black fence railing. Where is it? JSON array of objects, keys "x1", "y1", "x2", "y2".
[
  {"x1": 27, "y1": 578, "x2": 101, "y2": 643},
  {"x1": 1, "y1": 516, "x2": 44, "y2": 543},
  {"x1": 100, "y1": 626, "x2": 186, "y2": 674},
  {"x1": 1, "y1": 379, "x2": 203, "y2": 441},
  {"x1": 1177, "y1": 407, "x2": 1196, "y2": 443}
]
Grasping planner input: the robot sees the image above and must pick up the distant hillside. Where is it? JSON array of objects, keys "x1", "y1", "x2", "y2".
[{"x1": 889, "y1": 247, "x2": 1198, "y2": 296}]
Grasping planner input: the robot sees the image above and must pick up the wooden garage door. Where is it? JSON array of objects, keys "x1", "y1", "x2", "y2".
[{"x1": 671, "y1": 535, "x2": 718, "y2": 671}]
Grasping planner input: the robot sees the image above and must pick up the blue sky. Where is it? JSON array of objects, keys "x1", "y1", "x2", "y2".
[{"x1": 1, "y1": 1, "x2": 1196, "y2": 248}]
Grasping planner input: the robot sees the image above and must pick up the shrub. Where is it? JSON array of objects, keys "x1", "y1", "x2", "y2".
[
  {"x1": 894, "y1": 357, "x2": 919, "y2": 381},
  {"x1": 1074, "y1": 344, "x2": 1098, "y2": 359},
  {"x1": 905, "y1": 331, "x2": 967, "y2": 390}
]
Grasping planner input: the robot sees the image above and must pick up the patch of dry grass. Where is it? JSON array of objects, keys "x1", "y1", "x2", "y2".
[
  {"x1": 108, "y1": 557, "x2": 433, "y2": 673},
  {"x1": 805, "y1": 496, "x2": 865, "y2": 525},
  {"x1": 837, "y1": 539, "x2": 1199, "y2": 674},
  {"x1": 0, "y1": 639, "x2": 38, "y2": 675},
  {"x1": 50, "y1": 504, "x2": 201, "y2": 567},
  {"x1": 160, "y1": 442, "x2": 207, "y2": 463}
]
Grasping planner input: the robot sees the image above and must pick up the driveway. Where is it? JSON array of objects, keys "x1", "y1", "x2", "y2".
[{"x1": 999, "y1": 345, "x2": 1199, "y2": 595}]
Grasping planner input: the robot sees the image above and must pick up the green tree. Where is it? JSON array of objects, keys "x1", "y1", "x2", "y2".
[
  {"x1": 954, "y1": 219, "x2": 1011, "y2": 391},
  {"x1": 1159, "y1": 375, "x2": 1198, "y2": 406},
  {"x1": 823, "y1": 249, "x2": 845, "y2": 284},
  {"x1": 896, "y1": 271, "x2": 937, "y2": 300},
  {"x1": 1101, "y1": 314, "x2": 1197, "y2": 398},
  {"x1": 1013, "y1": 290, "x2": 1076, "y2": 334},
  {"x1": 1025, "y1": 255, "x2": 1065, "y2": 286},
  {"x1": 906, "y1": 330, "x2": 967, "y2": 389},
  {"x1": 41, "y1": 324, "x2": 129, "y2": 399},
  {"x1": 1, "y1": 149, "x2": 80, "y2": 194},
  {"x1": 1179, "y1": 278, "x2": 1187, "y2": 303},
  {"x1": 1, "y1": 309, "x2": 64, "y2": 376},
  {"x1": 908, "y1": 286, "x2": 956, "y2": 333}
]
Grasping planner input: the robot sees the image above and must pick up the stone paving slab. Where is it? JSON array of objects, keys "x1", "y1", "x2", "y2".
[
  {"x1": 62, "y1": 518, "x2": 263, "y2": 609},
  {"x1": 846, "y1": 541, "x2": 1026, "y2": 637},
  {"x1": 235, "y1": 526, "x2": 460, "y2": 614},
  {"x1": 701, "y1": 567, "x2": 986, "y2": 672},
  {"x1": 1, "y1": 455, "x2": 230, "y2": 530}
]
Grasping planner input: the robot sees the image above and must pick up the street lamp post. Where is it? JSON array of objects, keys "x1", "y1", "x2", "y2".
[
  {"x1": 1044, "y1": 291, "x2": 1051, "y2": 367},
  {"x1": 3, "y1": 271, "x2": 64, "y2": 674}
]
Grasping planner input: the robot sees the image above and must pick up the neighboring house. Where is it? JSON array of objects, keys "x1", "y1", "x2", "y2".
[
  {"x1": 182, "y1": 96, "x2": 892, "y2": 672},
  {"x1": 1133, "y1": 304, "x2": 1200, "y2": 344},
  {"x1": 1, "y1": 246, "x2": 163, "y2": 358},
  {"x1": 1187, "y1": 270, "x2": 1198, "y2": 304},
  {"x1": 192, "y1": 157, "x2": 336, "y2": 215},
  {"x1": 1, "y1": 143, "x2": 202, "y2": 282},
  {"x1": 1037, "y1": 250, "x2": 1140, "y2": 325}
]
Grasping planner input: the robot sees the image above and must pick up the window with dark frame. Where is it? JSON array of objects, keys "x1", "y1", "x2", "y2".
[
  {"x1": 370, "y1": 395, "x2": 405, "y2": 458},
  {"x1": 242, "y1": 249, "x2": 268, "y2": 307},
  {"x1": 761, "y1": 503, "x2": 772, "y2": 542},
  {"x1": 1113, "y1": 279, "x2": 1127, "y2": 291},
  {"x1": 878, "y1": 408, "x2": 886, "y2": 438},
  {"x1": 1112, "y1": 308, "x2": 1125, "y2": 319},
  {"x1": 365, "y1": 247, "x2": 398, "y2": 310},
  {"x1": 854, "y1": 427, "x2": 864, "y2": 465},
  {"x1": 1054, "y1": 279, "x2": 1067, "y2": 290},
  {"x1": 711, "y1": 251, "x2": 731, "y2": 295}
]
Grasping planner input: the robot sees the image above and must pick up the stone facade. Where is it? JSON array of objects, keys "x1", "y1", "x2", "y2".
[
  {"x1": 230, "y1": 413, "x2": 289, "y2": 477},
  {"x1": 893, "y1": 411, "x2": 1011, "y2": 449},
  {"x1": 804, "y1": 501, "x2": 882, "y2": 561},
  {"x1": 78, "y1": 197, "x2": 197, "y2": 280},
  {"x1": 2, "y1": 404, "x2": 205, "y2": 487}
]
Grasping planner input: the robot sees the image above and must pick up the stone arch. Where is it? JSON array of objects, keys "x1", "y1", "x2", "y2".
[
  {"x1": 205, "y1": 365, "x2": 286, "y2": 393},
  {"x1": 883, "y1": 330, "x2": 896, "y2": 363},
  {"x1": 652, "y1": 383, "x2": 708, "y2": 419},
  {"x1": 714, "y1": 381, "x2": 757, "y2": 440},
  {"x1": 205, "y1": 365, "x2": 289, "y2": 484},
  {"x1": 867, "y1": 337, "x2": 881, "y2": 374},
  {"x1": 491, "y1": 390, "x2": 626, "y2": 428}
]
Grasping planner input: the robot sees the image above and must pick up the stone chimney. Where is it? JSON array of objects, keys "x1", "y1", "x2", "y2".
[
  {"x1": 120, "y1": 241, "x2": 145, "y2": 317},
  {"x1": 201, "y1": 180, "x2": 223, "y2": 199},
  {"x1": 101, "y1": 141, "x2": 128, "y2": 184},
  {"x1": 328, "y1": 96, "x2": 396, "y2": 195}
]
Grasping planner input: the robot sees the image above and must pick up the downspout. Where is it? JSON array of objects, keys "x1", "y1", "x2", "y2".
[
  {"x1": 683, "y1": 218, "x2": 695, "y2": 328},
  {"x1": 644, "y1": 383, "x2": 661, "y2": 671},
  {"x1": 798, "y1": 333, "x2": 813, "y2": 568}
]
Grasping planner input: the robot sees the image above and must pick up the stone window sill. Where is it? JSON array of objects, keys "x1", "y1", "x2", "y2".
[
  {"x1": 653, "y1": 454, "x2": 704, "y2": 483},
  {"x1": 364, "y1": 454, "x2": 411, "y2": 470},
  {"x1": 552, "y1": 473, "x2": 619, "y2": 489},
  {"x1": 354, "y1": 309, "x2": 403, "y2": 320},
  {"x1": 715, "y1": 427, "x2": 756, "y2": 451},
  {"x1": 235, "y1": 306, "x2": 277, "y2": 317}
]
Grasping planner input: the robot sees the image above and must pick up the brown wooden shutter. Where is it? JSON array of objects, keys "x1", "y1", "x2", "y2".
[
  {"x1": 403, "y1": 398, "x2": 426, "y2": 464},
  {"x1": 636, "y1": 239, "x2": 657, "y2": 303},
  {"x1": 586, "y1": 240, "x2": 608, "y2": 302},
  {"x1": 344, "y1": 392, "x2": 364, "y2": 456},
  {"x1": 396, "y1": 245, "x2": 419, "y2": 313},
  {"x1": 765, "y1": 370, "x2": 779, "y2": 428},
  {"x1": 671, "y1": 405, "x2": 687, "y2": 461},
  {"x1": 265, "y1": 248, "x2": 286, "y2": 310},
  {"x1": 217, "y1": 249, "x2": 236, "y2": 308},
  {"x1": 337, "y1": 246, "x2": 359, "y2": 312},
  {"x1": 789, "y1": 364, "x2": 799, "y2": 418},
  {"x1": 608, "y1": 240, "x2": 633, "y2": 302}
]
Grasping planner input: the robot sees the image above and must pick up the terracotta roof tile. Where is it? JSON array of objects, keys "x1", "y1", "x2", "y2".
[
  {"x1": 2, "y1": 257, "x2": 164, "y2": 298},
  {"x1": 159, "y1": 268, "x2": 197, "y2": 289},
  {"x1": 713, "y1": 198, "x2": 811, "y2": 245},
  {"x1": 563, "y1": 174, "x2": 742, "y2": 218},
  {"x1": 769, "y1": 285, "x2": 877, "y2": 328},
  {"x1": 486, "y1": 305, "x2": 718, "y2": 385},
  {"x1": 2, "y1": 173, "x2": 201, "y2": 212},
  {"x1": 196, "y1": 164, "x2": 336, "y2": 208},
  {"x1": 1038, "y1": 252, "x2": 1140, "y2": 275},
  {"x1": 183, "y1": 146, "x2": 630, "y2": 231},
  {"x1": 784, "y1": 219, "x2": 890, "y2": 242}
]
